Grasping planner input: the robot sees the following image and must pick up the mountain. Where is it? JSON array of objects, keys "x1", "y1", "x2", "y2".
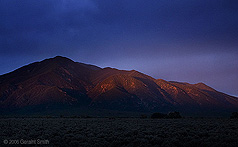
[{"x1": 0, "y1": 56, "x2": 237, "y2": 116}]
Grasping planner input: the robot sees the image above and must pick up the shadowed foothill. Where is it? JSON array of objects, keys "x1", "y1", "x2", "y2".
[{"x1": 151, "y1": 112, "x2": 182, "y2": 119}]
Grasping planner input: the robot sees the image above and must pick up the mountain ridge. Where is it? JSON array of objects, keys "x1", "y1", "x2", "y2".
[{"x1": 0, "y1": 56, "x2": 237, "y2": 116}]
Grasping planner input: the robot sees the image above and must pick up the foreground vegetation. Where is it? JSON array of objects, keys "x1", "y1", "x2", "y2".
[{"x1": 0, "y1": 117, "x2": 238, "y2": 146}]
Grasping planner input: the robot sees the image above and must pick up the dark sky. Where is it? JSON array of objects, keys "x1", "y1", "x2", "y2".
[{"x1": 0, "y1": 0, "x2": 238, "y2": 96}]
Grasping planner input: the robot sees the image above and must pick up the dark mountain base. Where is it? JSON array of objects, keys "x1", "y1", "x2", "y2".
[{"x1": 1, "y1": 105, "x2": 236, "y2": 118}]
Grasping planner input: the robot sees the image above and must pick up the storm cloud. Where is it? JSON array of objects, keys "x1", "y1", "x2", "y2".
[{"x1": 0, "y1": 0, "x2": 238, "y2": 96}]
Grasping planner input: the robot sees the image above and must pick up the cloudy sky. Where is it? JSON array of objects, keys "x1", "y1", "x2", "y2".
[{"x1": 0, "y1": 0, "x2": 238, "y2": 96}]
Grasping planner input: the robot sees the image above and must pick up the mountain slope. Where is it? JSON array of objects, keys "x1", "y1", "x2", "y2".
[
  {"x1": 0, "y1": 56, "x2": 94, "y2": 108},
  {"x1": 0, "y1": 56, "x2": 237, "y2": 115}
]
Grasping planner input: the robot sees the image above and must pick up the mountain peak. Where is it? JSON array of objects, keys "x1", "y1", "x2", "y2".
[
  {"x1": 193, "y1": 82, "x2": 215, "y2": 92},
  {"x1": 195, "y1": 82, "x2": 206, "y2": 85},
  {"x1": 50, "y1": 56, "x2": 73, "y2": 62},
  {"x1": 54, "y1": 55, "x2": 65, "y2": 58},
  {"x1": 40, "y1": 56, "x2": 76, "y2": 66}
]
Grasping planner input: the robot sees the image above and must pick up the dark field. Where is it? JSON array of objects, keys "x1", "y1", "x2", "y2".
[{"x1": 0, "y1": 118, "x2": 238, "y2": 147}]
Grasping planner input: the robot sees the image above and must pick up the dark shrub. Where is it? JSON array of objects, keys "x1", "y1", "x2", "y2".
[
  {"x1": 230, "y1": 112, "x2": 238, "y2": 119},
  {"x1": 45, "y1": 115, "x2": 52, "y2": 119},
  {"x1": 80, "y1": 115, "x2": 92, "y2": 118},
  {"x1": 167, "y1": 111, "x2": 182, "y2": 119},
  {"x1": 71, "y1": 115, "x2": 78, "y2": 118},
  {"x1": 151, "y1": 113, "x2": 167, "y2": 119},
  {"x1": 108, "y1": 117, "x2": 115, "y2": 120},
  {"x1": 140, "y1": 114, "x2": 147, "y2": 119}
]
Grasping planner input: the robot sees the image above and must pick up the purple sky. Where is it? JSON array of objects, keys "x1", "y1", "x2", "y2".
[{"x1": 0, "y1": 0, "x2": 238, "y2": 97}]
